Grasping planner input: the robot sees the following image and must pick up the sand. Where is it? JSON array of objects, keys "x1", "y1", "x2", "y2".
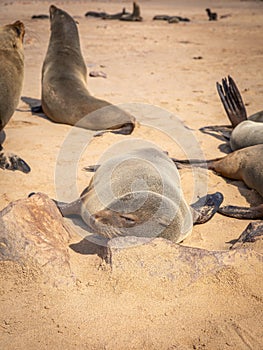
[{"x1": 0, "y1": 0, "x2": 262, "y2": 349}]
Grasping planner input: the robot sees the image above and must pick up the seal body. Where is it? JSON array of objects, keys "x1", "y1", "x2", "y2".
[
  {"x1": 208, "y1": 145, "x2": 263, "y2": 197},
  {"x1": 230, "y1": 120, "x2": 263, "y2": 151},
  {"x1": 0, "y1": 21, "x2": 24, "y2": 131},
  {"x1": 0, "y1": 21, "x2": 30, "y2": 173},
  {"x1": 58, "y1": 147, "x2": 193, "y2": 243},
  {"x1": 42, "y1": 5, "x2": 135, "y2": 133}
]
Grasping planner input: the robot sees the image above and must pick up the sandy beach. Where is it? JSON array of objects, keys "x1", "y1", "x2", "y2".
[{"x1": 0, "y1": 0, "x2": 263, "y2": 349}]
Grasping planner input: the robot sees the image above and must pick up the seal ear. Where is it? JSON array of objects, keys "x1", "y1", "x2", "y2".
[{"x1": 10, "y1": 21, "x2": 25, "y2": 41}]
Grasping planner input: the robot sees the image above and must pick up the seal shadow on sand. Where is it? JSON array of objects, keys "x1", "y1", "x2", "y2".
[
  {"x1": 66, "y1": 215, "x2": 108, "y2": 256},
  {"x1": 21, "y1": 96, "x2": 49, "y2": 120}
]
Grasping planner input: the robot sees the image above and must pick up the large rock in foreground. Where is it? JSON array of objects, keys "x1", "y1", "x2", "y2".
[{"x1": 0, "y1": 193, "x2": 74, "y2": 284}]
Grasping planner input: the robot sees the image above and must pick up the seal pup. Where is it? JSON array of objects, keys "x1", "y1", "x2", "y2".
[
  {"x1": 53, "y1": 147, "x2": 223, "y2": 243},
  {"x1": 37, "y1": 5, "x2": 135, "y2": 135},
  {"x1": 120, "y1": 2, "x2": 143, "y2": 22},
  {"x1": 0, "y1": 20, "x2": 30, "y2": 173},
  {"x1": 200, "y1": 76, "x2": 263, "y2": 150},
  {"x1": 206, "y1": 8, "x2": 217, "y2": 21}
]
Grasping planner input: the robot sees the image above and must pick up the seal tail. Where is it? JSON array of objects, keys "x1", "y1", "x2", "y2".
[
  {"x1": 218, "y1": 204, "x2": 263, "y2": 219},
  {"x1": 216, "y1": 75, "x2": 247, "y2": 127}
]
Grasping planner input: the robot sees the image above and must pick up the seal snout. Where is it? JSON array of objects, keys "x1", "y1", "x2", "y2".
[{"x1": 49, "y1": 5, "x2": 57, "y2": 17}]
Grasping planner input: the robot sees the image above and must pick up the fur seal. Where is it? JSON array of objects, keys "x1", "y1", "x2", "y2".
[
  {"x1": 200, "y1": 76, "x2": 263, "y2": 150},
  {"x1": 39, "y1": 5, "x2": 135, "y2": 135},
  {"x1": 53, "y1": 147, "x2": 223, "y2": 243},
  {"x1": 120, "y1": 2, "x2": 142, "y2": 22},
  {"x1": 206, "y1": 8, "x2": 217, "y2": 21},
  {"x1": 0, "y1": 20, "x2": 30, "y2": 173},
  {"x1": 173, "y1": 145, "x2": 263, "y2": 219},
  {"x1": 153, "y1": 15, "x2": 190, "y2": 23},
  {"x1": 173, "y1": 145, "x2": 263, "y2": 243},
  {"x1": 85, "y1": 8, "x2": 129, "y2": 20}
]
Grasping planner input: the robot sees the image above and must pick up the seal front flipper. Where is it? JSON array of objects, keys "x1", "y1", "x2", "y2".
[
  {"x1": 217, "y1": 76, "x2": 247, "y2": 127},
  {"x1": 230, "y1": 221, "x2": 263, "y2": 249},
  {"x1": 218, "y1": 203, "x2": 263, "y2": 219},
  {"x1": 0, "y1": 149, "x2": 30, "y2": 173},
  {"x1": 191, "y1": 192, "x2": 224, "y2": 224},
  {"x1": 21, "y1": 97, "x2": 43, "y2": 114},
  {"x1": 94, "y1": 122, "x2": 135, "y2": 137}
]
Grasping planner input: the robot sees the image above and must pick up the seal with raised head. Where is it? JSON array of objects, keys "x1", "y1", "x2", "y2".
[
  {"x1": 201, "y1": 76, "x2": 263, "y2": 151},
  {"x1": 53, "y1": 147, "x2": 223, "y2": 243},
  {"x1": 38, "y1": 5, "x2": 135, "y2": 135},
  {"x1": 0, "y1": 20, "x2": 30, "y2": 173}
]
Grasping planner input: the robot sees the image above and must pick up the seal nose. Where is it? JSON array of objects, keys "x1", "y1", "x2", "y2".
[{"x1": 49, "y1": 5, "x2": 57, "y2": 16}]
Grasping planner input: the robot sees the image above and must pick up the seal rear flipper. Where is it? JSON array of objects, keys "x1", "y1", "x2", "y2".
[
  {"x1": 191, "y1": 192, "x2": 224, "y2": 224},
  {"x1": 218, "y1": 204, "x2": 263, "y2": 219},
  {"x1": 0, "y1": 149, "x2": 30, "y2": 173},
  {"x1": 217, "y1": 75, "x2": 247, "y2": 127},
  {"x1": 230, "y1": 221, "x2": 263, "y2": 249},
  {"x1": 171, "y1": 157, "x2": 208, "y2": 169},
  {"x1": 199, "y1": 125, "x2": 232, "y2": 141}
]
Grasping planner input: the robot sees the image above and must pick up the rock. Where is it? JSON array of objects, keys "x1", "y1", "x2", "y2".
[{"x1": 0, "y1": 193, "x2": 74, "y2": 284}]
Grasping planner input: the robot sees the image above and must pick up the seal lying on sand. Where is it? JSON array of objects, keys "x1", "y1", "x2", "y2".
[
  {"x1": 53, "y1": 147, "x2": 223, "y2": 243},
  {"x1": 201, "y1": 76, "x2": 263, "y2": 150},
  {"x1": 120, "y1": 2, "x2": 142, "y2": 22},
  {"x1": 85, "y1": 8, "x2": 129, "y2": 20},
  {"x1": 35, "y1": 5, "x2": 135, "y2": 135},
  {"x1": 153, "y1": 15, "x2": 190, "y2": 23},
  {"x1": 173, "y1": 145, "x2": 263, "y2": 240},
  {"x1": 0, "y1": 21, "x2": 30, "y2": 173}
]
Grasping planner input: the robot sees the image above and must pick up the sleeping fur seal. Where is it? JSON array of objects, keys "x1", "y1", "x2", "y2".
[
  {"x1": 173, "y1": 145, "x2": 263, "y2": 241},
  {"x1": 0, "y1": 20, "x2": 30, "y2": 173},
  {"x1": 173, "y1": 144, "x2": 263, "y2": 217},
  {"x1": 39, "y1": 5, "x2": 135, "y2": 135},
  {"x1": 53, "y1": 147, "x2": 223, "y2": 243}
]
